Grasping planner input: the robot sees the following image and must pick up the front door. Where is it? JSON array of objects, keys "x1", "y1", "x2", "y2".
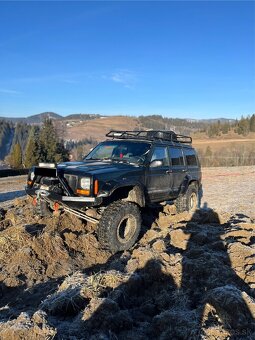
[{"x1": 146, "y1": 146, "x2": 172, "y2": 202}]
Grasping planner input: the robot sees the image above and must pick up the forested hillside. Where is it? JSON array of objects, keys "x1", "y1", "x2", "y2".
[
  {"x1": 138, "y1": 115, "x2": 208, "y2": 135},
  {"x1": 0, "y1": 121, "x2": 14, "y2": 160},
  {"x1": 0, "y1": 113, "x2": 254, "y2": 167}
]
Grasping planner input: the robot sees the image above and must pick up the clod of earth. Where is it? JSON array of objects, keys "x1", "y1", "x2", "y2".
[{"x1": 0, "y1": 198, "x2": 254, "y2": 339}]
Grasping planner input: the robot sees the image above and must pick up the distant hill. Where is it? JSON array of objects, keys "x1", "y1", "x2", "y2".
[
  {"x1": 26, "y1": 112, "x2": 62, "y2": 124},
  {"x1": 0, "y1": 112, "x2": 104, "y2": 124},
  {"x1": 0, "y1": 111, "x2": 238, "y2": 128},
  {"x1": 0, "y1": 112, "x2": 62, "y2": 124},
  {"x1": 63, "y1": 114, "x2": 102, "y2": 121},
  {"x1": 188, "y1": 118, "x2": 236, "y2": 124}
]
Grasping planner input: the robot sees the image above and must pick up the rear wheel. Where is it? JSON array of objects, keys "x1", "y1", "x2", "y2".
[
  {"x1": 98, "y1": 200, "x2": 141, "y2": 253},
  {"x1": 175, "y1": 182, "x2": 198, "y2": 213}
]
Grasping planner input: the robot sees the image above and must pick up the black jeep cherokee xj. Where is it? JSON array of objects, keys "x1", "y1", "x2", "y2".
[{"x1": 26, "y1": 130, "x2": 202, "y2": 253}]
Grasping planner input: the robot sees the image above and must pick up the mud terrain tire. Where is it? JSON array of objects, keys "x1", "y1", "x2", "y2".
[
  {"x1": 175, "y1": 182, "x2": 198, "y2": 213},
  {"x1": 98, "y1": 200, "x2": 141, "y2": 253}
]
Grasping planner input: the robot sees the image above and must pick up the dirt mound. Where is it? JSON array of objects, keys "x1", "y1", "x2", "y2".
[{"x1": 0, "y1": 198, "x2": 254, "y2": 339}]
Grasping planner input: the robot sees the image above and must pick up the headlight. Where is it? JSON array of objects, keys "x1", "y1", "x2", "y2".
[
  {"x1": 80, "y1": 177, "x2": 91, "y2": 189},
  {"x1": 30, "y1": 171, "x2": 35, "y2": 181}
]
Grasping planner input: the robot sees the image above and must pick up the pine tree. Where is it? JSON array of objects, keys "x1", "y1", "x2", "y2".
[
  {"x1": 39, "y1": 118, "x2": 69, "y2": 163},
  {"x1": 250, "y1": 114, "x2": 255, "y2": 132},
  {"x1": 24, "y1": 127, "x2": 39, "y2": 167},
  {"x1": 237, "y1": 116, "x2": 250, "y2": 135},
  {"x1": 9, "y1": 142, "x2": 22, "y2": 168}
]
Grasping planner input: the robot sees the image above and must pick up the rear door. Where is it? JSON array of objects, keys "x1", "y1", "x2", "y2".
[
  {"x1": 146, "y1": 145, "x2": 172, "y2": 202},
  {"x1": 168, "y1": 146, "x2": 187, "y2": 196},
  {"x1": 183, "y1": 147, "x2": 201, "y2": 181}
]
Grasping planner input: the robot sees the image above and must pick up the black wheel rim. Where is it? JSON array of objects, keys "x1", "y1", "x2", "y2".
[
  {"x1": 190, "y1": 192, "x2": 198, "y2": 212},
  {"x1": 117, "y1": 214, "x2": 137, "y2": 244}
]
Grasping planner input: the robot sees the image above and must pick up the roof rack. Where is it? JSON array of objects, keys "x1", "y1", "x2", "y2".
[{"x1": 106, "y1": 130, "x2": 192, "y2": 144}]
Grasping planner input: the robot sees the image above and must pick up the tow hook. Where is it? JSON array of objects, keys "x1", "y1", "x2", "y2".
[{"x1": 53, "y1": 202, "x2": 60, "y2": 212}]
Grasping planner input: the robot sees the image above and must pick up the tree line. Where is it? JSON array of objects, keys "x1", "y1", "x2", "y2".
[
  {"x1": 204, "y1": 114, "x2": 255, "y2": 137},
  {"x1": 2, "y1": 113, "x2": 255, "y2": 168},
  {"x1": 0, "y1": 120, "x2": 14, "y2": 160},
  {"x1": 138, "y1": 115, "x2": 206, "y2": 135},
  {"x1": 6, "y1": 119, "x2": 69, "y2": 168},
  {"x1": 65, "y1": 138, "x2": 97, "y2": 161},
  {"x1": 198, "y1": 144, "x2": 255, "y2": 167}
]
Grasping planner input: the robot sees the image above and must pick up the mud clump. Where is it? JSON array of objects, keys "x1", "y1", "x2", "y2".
[
  {"x1": 0, "y1": 311, "x2": 56, "y2": 340},
  {"x1": 0, "y1": 198, "x2": 255, "y2": 339}
]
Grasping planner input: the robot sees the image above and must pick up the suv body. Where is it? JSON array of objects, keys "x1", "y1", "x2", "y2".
[{"x1": 26, "y1": 130, "x2": 202, "y2": 252}]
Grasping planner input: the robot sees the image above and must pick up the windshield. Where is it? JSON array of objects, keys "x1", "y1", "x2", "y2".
[{"x1": 85, "y1": 141, "x2": 151, "y2": 165}]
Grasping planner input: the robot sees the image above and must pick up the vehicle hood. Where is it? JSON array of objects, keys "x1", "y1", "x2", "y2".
[{"x1": 57, "y1": 160, "x2": 141, "y2": 176}]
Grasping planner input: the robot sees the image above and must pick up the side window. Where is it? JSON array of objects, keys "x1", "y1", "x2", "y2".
[
  {"x1": 151, "y1": 146, "x2": 169, "y2": 166},
  {"x1": 169, "y1": 147, "x2": 184, "y2": 167},
  {"x1": 183, "y1": 148, "x2": 198, "y2": 167}
]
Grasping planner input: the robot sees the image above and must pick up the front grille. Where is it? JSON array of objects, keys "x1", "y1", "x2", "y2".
[{"x1": 64, "y1": 174, "x2": 78, "y2": 193}]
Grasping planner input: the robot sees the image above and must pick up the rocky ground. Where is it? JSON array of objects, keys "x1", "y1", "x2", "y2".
[{"x1": 0, "y1": 167, "x2": 254, "y2": 339}]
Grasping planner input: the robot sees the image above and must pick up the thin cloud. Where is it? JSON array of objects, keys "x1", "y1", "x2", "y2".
[
  {"x1": 110, "y1": 70, "x2": 137, "y2": 89},
  {"x1": 0, "y1": 88, "x2": 22, "y2": 95},
  {"x1": 16, "y1": 73, "x2": 80, "y2": 83}
]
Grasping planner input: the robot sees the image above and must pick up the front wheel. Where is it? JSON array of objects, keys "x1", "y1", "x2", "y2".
[
  {"x1": 175, "y1": 182, "x2": 198, "y2": 213},
  {"x1": 97, "y1": 200, "x2": 141, "y2": 253}
]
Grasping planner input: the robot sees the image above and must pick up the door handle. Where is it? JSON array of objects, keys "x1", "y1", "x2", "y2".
[{"x1": 166, "y1": 170, "x2": 172, "y2": 174}]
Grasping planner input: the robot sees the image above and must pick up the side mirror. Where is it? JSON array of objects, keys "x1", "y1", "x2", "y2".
[{"x1": 150, "y1": 159, "x2": 163, "y2": 168}]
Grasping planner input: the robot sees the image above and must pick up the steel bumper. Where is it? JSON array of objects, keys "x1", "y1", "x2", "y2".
[{"x1": 25, "y1": 186, "x2": 102, "y2": 208}]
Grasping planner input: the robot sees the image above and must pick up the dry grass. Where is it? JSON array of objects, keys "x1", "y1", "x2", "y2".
[
  {"x1": 66, "y1": 116, "x2": 140, "y2": 141},
  {"x1": 81, "y1": 270, "x2": 128, "y2": 298}
]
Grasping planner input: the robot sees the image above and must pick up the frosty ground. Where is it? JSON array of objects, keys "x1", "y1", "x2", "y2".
[{"x1": 0, "y1": 166, "x2": 254, "y2": 339}]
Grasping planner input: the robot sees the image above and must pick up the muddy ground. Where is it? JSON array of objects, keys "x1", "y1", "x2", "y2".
[
  {"x1": 0, "y1": 167, "x2": 255, "y2": 339},
  {"x1": 0, "y1": 194, "x2": 254, "y2": 339}
]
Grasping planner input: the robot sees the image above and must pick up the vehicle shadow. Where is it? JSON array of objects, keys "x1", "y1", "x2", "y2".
[
  {"x1": 0, "y1": 205, "x2": 254, "y2": 339},
  {"x1": 78, "y1": 204, "x2": 255, "y2": 339},
  {"x1": 0, "y1": 253, "x2": 122, "y2": 323}
]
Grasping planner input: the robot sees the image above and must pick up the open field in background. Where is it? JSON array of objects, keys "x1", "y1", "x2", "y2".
[
  {"x1": 2, "y1": 114, "x2": 255, "y2": 167},
  {"x1": 64, "y1": 116, "x2": 255, "y2": 166},
  {"x1": 193, "y1": 138, "x2": 255, "y2": 152},
  {"x1": 193, "y1": 138, "x2": 255, "y2": 167},
  {"x1": 65, "y1": 116, "x2": 141, "y2": 141}
]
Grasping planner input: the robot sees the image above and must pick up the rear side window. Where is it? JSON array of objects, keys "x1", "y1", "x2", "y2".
[
  {"x1": 183, "y1": 148, "x2": 198, "y2": 167},
  {"x1": 169, "y1": 147, "x2": 184, "y2": 167}
]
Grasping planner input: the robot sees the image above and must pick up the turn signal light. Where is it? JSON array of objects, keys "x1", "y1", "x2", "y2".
[
  {"x1": 94, "y1": 180, "x2": 99, "y2": 195},
  {"x1": 76, "y1": 189, "x2": 90, "y2": 196}
]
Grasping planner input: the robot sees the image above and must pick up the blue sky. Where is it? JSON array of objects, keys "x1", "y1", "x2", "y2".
[{"x1": 0, "y1": 1, "x2": 254, "y2": 119}]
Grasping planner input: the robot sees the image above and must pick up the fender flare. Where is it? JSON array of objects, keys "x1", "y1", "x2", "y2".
[
  {"x1": 179, "y1": 175, "x2": 198, "y2": 195},
  {"x1": 110, "y1": 183, "x2": 146, "y2": 207}
]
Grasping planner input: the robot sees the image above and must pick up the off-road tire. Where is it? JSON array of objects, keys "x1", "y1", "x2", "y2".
[
  {"x1": 36, "y1": 200, "x2": 52, "y2": 217},
  {"x1": 175, "y1": 182, "x2": 198, "y2": 213},
  {"x1": 98, "y1": 200, "x2": 141, "y2": 253}
]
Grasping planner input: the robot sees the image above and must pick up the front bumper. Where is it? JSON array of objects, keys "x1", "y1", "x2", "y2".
[{"x1": 25, "y1": 186, "x2": 103, "y2": 209}]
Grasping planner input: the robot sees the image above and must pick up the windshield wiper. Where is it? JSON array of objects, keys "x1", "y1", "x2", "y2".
[{"x1": 87, "y1": 157, "x2": 111, "y2": 161}]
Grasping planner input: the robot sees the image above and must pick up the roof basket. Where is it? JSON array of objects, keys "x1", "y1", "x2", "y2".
[{"x1": 106, "y1": 130, "x2": 192, "y2": 144}]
